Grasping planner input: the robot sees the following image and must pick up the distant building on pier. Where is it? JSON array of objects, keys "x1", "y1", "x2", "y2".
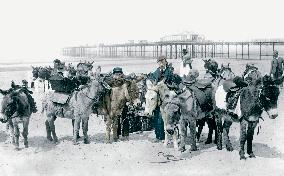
[{"x1": 160, "y1": 31, "x2": 206, "y2": 42}]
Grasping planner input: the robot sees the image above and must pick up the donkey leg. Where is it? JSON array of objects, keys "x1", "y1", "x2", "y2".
[
  {"x1": 205, "y1": 118, "x2": 214, "y2": 144},
  {"x1": 239, "y1": 120, "x2": 247, "y2": 160},
  {"x1": 8, "y1": 120, "x2": 15, "y2": 144},
  {"x1": 73, "y1": 117, "x2": 81, "y2": 145},
  {"x1": 13, "y1": 121, "x2": 20, "y2": 150},
  {"x1": 45, "y1": 120, "x2": 53, "y2": 141},
  {"x1": 112, "y1": 116, "x2": 119, "y2": 142},
  {"x1": 189, "y1": 119, "x2": 198, "y2": 151},
  {"x1": 223, "y1": 120, "x2": 233, "y2": 151},
  {"x1": 162, "y1": 118, "x2": 170, "y2": 147},
  {"x1": 49, "y1": 116, "x2": 58, "y2": 143},
  {"x1": 212, "y1": 117, "x2": 217, "y2": 144},
  {"x1": 105, "y1": 115, "x2": 111, "y2": 143},
  {"x1": 215, "y1": 115, "x2": 223, "y2": 150},
  {"x1": 22, "y1": 119, "x2": 30, "y2": 148},
  {"x1": 173, "y1": 129, "x2": 179, "y2": 150},
  {"x1": 196, "y1": 119, "x2": 205, "y2": 142},
  {"x1": 178, "y1": 120, "x2": 187, "y2": 152},
  {"x1": 82, "y1": 118, "x2": 90, "y2": 144},
  {"x1": 247, "y1": 122, "x2": 257, "y2": 158},
  {"x1": 72, "y1": 119, "x2": 80, "y2": 139}
]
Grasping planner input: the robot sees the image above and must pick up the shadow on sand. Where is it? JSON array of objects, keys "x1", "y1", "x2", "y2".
[
  {"x1": 59, "y1": 132, "x2": 106, "y2": 144},
  {"x1": 0, "y1": 130, "x2": 9, "y2": 143},
  {"x1": 180, "y1": 134, "x2": 284, "y2": 160}
]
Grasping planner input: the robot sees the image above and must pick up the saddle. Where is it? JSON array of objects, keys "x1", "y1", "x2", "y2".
[
  {"x1": 50, "y1": 92, "x2": 71, "y2": 105},
  {"x1": 186, "y1": 79, "x2": 213, "y2": 112}
]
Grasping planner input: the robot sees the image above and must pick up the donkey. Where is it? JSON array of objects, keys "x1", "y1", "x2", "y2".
[
  {"x1": 197, "y1": 63, "x2": 235, "y2": 145},
  {"x1": 238, "y1": 74, "x2": 282, "y2": 159},
  {"x1": 144, "y1": 79, "x2": 178, "y2": 148},
  {"x1": 0, "y1": 90, "x2": 33, "y2": 150},
  {"x1": 42, "y1": 78, "x2": 104, "y2": 144},
  {"x1": 99, "y1": 76, "x2": 141, "y2": 143},
  {"x1": 163, "y1": 84, "x2": 199, "y2": 152}
]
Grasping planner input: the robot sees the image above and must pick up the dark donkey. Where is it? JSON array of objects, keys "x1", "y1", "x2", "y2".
[
  {"x1": 239, "y1": 74, "x2": 282, "y2": 159},
  {"x1": 0, "y1": 89, "x2": 34, "y2": 150},
  {"x1": 197, "y1": 62, "x2": 235, "y2": 145}
]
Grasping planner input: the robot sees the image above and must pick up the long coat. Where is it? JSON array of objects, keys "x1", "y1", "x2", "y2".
[{"x1": 270, "y1": 57, "x2": 284, "y2": 79}]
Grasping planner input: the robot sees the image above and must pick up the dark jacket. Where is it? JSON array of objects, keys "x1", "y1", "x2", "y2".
[
  {"x1": 150, "y1": 64, "x2": 182, "y2": 90},
  {"x1": 270, "y1": 57, "x2": 284, "y2": 78},
  {"x1": 150, "y1": 65, "x2": 173, "y2": 84}
]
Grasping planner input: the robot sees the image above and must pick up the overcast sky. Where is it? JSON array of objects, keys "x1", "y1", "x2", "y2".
[{"x1": 0, "y1": 0, "x2": 283, "y2": 62}]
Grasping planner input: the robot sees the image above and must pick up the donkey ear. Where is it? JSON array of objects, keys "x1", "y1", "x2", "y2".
[{"x1": 0, "y1": 89, "x2": 9, "y2": 95}]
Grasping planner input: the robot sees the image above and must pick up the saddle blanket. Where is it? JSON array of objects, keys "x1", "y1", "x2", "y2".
[
  {"x1": 51, "y1": 92, "x2": 71, "y2": 104},
  {"x1": 215, "y1": 85, "x2": 241, "y2": 118}
]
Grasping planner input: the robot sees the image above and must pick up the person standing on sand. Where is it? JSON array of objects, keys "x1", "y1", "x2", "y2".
[
  {"x1": 270, "y1": 50, "x2": 284, "y2": 88},
  {"x1": 149, "y1": 55, "x2": 181, "y2": 142}
]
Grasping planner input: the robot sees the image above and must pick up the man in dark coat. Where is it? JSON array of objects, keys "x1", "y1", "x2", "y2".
[
  {"x1": 270, "y1": 50, "x2": 284, "y2": 88},
  {"x1": 150, "y1": 55, "x2": 182, "y2": 88},
  {"x1": 270, "y1": 50, "x2": 284, "y2": 79},
  {"x1": 149, "y1": 55, "x2": 182, "y2": 142}
]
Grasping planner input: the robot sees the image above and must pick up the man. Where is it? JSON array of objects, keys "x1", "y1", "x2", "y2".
[
  {"x1": 151, "y1": 55, "x2": 181, "y2": 87},
  {"x1": 182, "y1": 49, "x2": 193, "y2": 69},
  {"x1": 270, "y1": 50, "x2": 284, "y2": 80},
  {"x1": 105, "y1": 67, "x2": 131, "y2": 141},
  {"x1": 150, "y1": 55, "x2": 181, "y2": 142},
  {"x1": 21, "y1": 80, "x2": 38, "y2": 113}
]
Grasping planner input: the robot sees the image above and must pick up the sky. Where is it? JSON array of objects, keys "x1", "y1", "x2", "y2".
[{"x1": 0, "y1": 0, "x2": 283, "y2": 62}]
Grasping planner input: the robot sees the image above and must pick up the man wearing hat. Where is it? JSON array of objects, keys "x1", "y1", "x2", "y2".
[
  {"x1": 21, "y1": 79, "x2": 38, "y2": 113},
  {"x1": 182, "y1": 49, "x2": 193, "y2": 69},
  {"x1": 270, "y1": 50, "x2": 284, "y2": 87},
  {"x1": 149, "y1": 56, "x2": 182, "y2": 142},
  {"x1": 150, "y1": 55, "x2": 179, "y2": 86},
  {"x1": 104, "y1": 67, "x2": 130, "y2": 141}
]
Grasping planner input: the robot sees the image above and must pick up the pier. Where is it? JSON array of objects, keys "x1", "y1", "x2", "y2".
[{"x1": 62, "y1": 41, "x2": 284, "y2": 60}]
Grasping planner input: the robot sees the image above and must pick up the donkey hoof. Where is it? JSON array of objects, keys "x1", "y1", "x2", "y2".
[
  {"x1": 226, "y1": 145, "x2": 234, "y2": 151},
  {"x1": 14, "y1": 146, "x2": 20, "y2": 151},
  {"x1": 73, "y1": 141, "x2": 79, "y2": 145},
  {"x1": 190, "y1": 146, "x2": 198, "y2": 151},
  {"x1": 240, "y1": 155, "x2": 246, "y2": 160},
  {"x1": 84, "y1": 138, "x2": 90, "y2": 144},
  {"x1": 53, "y1": 138, "x2": 58, "y2": 143},
  {"x1": 47, "y1": 136, "x2": 53, "y2": 141},
  {"x1": 113, "y1": 138, "x2": 118, "y2": 142},
  {"x1": 205, "y1": 139, "x2": 212, "y2": 144},
  {"x1": 178, "y1": 146, "x2": 186, "y2": 152},
  {"x1": 248, "y1": 153, "x2": 256, "y2": 158},
  {"x1": 24, "y1": 143, "x2": 29, "y2": 148},
  {"x1": 105, "y1": 140, "x2": 111, "y2": 144}
]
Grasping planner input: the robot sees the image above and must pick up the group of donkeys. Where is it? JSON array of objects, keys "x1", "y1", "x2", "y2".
[
  {"x1": 0, "y1": 60, "x2": 282, "y2": 160},
  {"x1": 144, "y1": 60, "x2": 283, "y2": 160},
  {"x1": 0, "y1": 62, "x2": 149, "y2": 149}
]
